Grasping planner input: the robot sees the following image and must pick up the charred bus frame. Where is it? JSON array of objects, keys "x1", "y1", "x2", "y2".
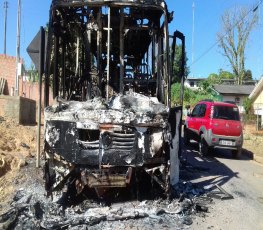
[{"x1": 43, "y1": 0, "x2": 185, "y2": 199}]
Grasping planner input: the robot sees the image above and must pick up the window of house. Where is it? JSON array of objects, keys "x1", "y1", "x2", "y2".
[{"x1": 235, "y1": 97, "x2": 240, "y2": 104}]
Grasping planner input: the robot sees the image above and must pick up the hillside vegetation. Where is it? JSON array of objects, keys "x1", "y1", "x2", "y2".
[{"x1": 171, "y1": 83, "x2": 217, "y2": 107}]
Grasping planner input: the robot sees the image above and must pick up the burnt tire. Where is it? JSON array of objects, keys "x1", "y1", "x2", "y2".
[
  {"x1": 183, "y1": 128, "x2": 190, "y2": 146},
  {"x1": 232, "y1": 148, "x2": 242, "y2": 159},
  {"x1": 199, "y1": 134, "x2": 210, "y2": 156}
]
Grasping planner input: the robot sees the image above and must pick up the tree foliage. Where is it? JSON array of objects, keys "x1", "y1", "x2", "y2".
[
  {"x1": 172, "y1": 45, "x2": 190, "y2": 84},
  {"x1": 243, "y1": 97, "x2": 253, "y2": 114},
  {"x1": 217, "y1": 6, "x2": 258, "y2": 85},
  {"x1": 218, "y1": 69, "x2": 234, "y2": 79},
  {"x1": 27, "y1": 63, "x2": 39, "y2": 82},
  {"x1": 199, "y1": 69, "x2": 234, "y2": 91},
  {"x1": 171, "y1": 83, "x2": 217, "y2": 107},
  {"x1": 244, "y1": 69, "x2": 253, "y2": 81}
]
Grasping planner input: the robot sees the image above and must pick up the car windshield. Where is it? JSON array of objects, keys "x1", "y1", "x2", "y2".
[{"x1": 213, "y1": 106, "x2": 240, "y2": 121}]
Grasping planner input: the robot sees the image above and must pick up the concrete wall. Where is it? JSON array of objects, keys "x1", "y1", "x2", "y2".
[
  {"x1": 221, "y1": 95, "x2": 247, "y2": 113},
  {"x1": 184, "y1": 78, "x2": 204, "y2": 90},
  {"x1": 253, "y1": 89, "x2": 263, "y2": 116},
  {"x1": 0, "y1": 95, "x2": 36, "y2": 124}
]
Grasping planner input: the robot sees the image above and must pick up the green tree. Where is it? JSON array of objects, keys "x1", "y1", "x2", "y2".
[
  {"x1": 217, "y1": 6, "x2": 258, "y2": 85},
  {"x1": 172, "y1": 45, "x2": 190, "y2": 84},
  {"x1": 199, "y1": 70, "x2": 234, "y2": 92},
  {"x1": 171, "y1": 82, "x2": 217, "y2": 107},
  {"x1": 243, "y1": 97, "x2": 253, "y2": 114},
  {"x1": 244, "y1": 69, "x2": 253, "y2": 81},
  {"x1": 27, "y1": 63, "x2": 39, "y2": 82},
  {"x1": 199, "y1": 73, "x2": 220, "y2": 92},
  {"x1": 171, "y1": 83, "x2": 181, "y2": 105},
  {"x1": 199, "y1": 80, "x2": 211, "y2": 91},
  {"x1": 218, "y1": 69, "x2": 234, "y2": 79},
  {"x1": 208, "y1": 73, "x2": 221, "y2": 84}
]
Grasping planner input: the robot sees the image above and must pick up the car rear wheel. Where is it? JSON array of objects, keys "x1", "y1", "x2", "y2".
[
  {"x1": 199, "y1": 134, "x2": 210, "y2": 156},
  {"x1": 232, "y1": 148, "x2": 242, "y2": 159}
]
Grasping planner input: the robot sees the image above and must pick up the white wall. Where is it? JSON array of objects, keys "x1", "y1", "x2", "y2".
[
  {"x1": 184, "y1": 79, "x2": 201, "y2": 90},
  {"x1": 222, "y1": 95, "x2": 246, "y2": 113}
]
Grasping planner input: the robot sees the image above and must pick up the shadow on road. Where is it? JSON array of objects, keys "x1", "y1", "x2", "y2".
[{"x1": 180, "y1": 140, "x2": 245, "y2": 191}]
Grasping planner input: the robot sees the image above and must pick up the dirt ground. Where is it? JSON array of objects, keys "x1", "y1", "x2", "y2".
[
  {"x1": 0, "y1": 117, "x2": 37, "y2": 210},
  {"x1": 242, "y1": 122, "x2": 263, "y2": 158}
]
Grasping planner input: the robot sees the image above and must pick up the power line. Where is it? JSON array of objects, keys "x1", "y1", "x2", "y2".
[
  {"x1": 190, "y1": 0, "x2": 263, "y2": 67},
  {"x1": 191, "y1": 0, "x2": 195, "y2": 77},
  {"x1": 15, "y1": 0, "x2": 21, "y2": 96}
]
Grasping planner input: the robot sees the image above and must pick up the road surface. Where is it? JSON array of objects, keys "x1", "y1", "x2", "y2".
[{"x1": 182, "y1": 141, "x2": 263, "y2": 230}]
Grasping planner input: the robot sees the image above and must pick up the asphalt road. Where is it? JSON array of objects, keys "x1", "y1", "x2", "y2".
[{"x1": 182, "y1": 141, "x2": 263, "y2": 230}]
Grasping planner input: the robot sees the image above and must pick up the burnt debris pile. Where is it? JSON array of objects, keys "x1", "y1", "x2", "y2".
[{"x1": 0, "y1": 180, "x2": 213, "y2": 230}]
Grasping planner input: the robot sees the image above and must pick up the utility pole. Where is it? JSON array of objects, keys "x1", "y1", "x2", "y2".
[
  {"x1": 259, "y1": 0, "x2": 262, "y2": 77},
  {"x1": 15, "y1": 0, "x2": 21, "y2": 96},
  {"x1": 192, "y1": 0, "x2": 195, "y2": 78},
  {"x1": 254, "y1": 0, "x2": 262, "y2": 79},
  {"x1": 3, "y1": 1, "x2": 8, "y2": 55}
]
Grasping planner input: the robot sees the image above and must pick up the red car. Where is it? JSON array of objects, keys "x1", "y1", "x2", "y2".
[{"x1": 184, "y1": 100, "x2": 243, "y2": 158}]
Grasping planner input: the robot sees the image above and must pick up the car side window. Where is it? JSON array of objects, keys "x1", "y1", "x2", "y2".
[
  {"x1": 199, "y1": 104, "x2": 207, "y2": 117},
  {"x1": 191, "y1": 104, "x2": 201, "y2": 117}
]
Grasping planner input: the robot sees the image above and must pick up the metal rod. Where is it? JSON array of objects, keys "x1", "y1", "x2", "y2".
[
  {"x1": 3, "y1": 1, "x2": 8, "y2": 55},
  {"x1": 53, "y1": 35, "x2": 59, "y2": 98},
  {"x1": 106, "y1": 6, "x2": 111, "y2": 101},
  {"x1": 37, "y1": 27, "x2": 45, "y2": 168},
  {"x1": 163, "y1": 14, "x2": 170, "y2": 107},
  {"x1": 97, "y1": 10, "x2": 102, "y2": 84},
  {"x1": 87, "y1": 27, "x2": 91, "y2": 75},
  {"x1": 152, "y1": 34, "x2": 156, "y2": 97},
  {"x1": 62, "y1": 41, "x2": 66, "y2": 98},
  {"x1": 75, "y1": 36, "x2": 79, "y2": 76},
  {"x1": 119, "y1": 8, "x2": 124, "y2": 93},
  {"x1": 15, "y1": 0, "x2": 21, "y2": 96},
  {"x1": 157, "y1": 36, "x2": 161, "y2": 100},
  {"x1": 192, "y1": 0, "x2": 195, "y2": 78}
]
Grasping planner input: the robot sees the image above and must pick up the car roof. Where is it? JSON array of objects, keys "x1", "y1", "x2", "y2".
[{"x1": 198, "y1": 100, "x2": 238, "y2": 107}]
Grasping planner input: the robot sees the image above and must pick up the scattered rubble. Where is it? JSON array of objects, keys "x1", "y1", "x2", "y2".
[
  {"x1": 0, "y1": 169, "x2": 216, "y2": 230},
  {"x1": 0, "y1": 156, "x2": 241, "y2": 230}
]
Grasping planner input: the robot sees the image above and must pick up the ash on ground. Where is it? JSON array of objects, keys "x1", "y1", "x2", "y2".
[{"x1": 0, "y1": 160, "x2": 215, "y2": 230}]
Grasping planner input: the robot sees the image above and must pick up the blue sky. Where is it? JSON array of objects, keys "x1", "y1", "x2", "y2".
[{"x1": 0, "y1": 0, "x2": 262, "y2": 79}]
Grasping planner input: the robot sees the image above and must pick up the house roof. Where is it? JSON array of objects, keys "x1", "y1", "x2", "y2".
[
  {"x1": 213, "y1": 84, "x2": 255, "y2": 95},
  {"x1": 186, "y1": 77, "x2": 206, "y2": 81},
  {"x1": 249, "y1": 76, "x2": 263, "y2": 101}
]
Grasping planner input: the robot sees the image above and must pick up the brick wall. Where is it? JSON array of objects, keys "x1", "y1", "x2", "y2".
[
  {"x1": 21, "y1": 81, "x2": 54, "y2": 107},
  {"x1": 0, "y1": 54, "x2": 53, "y2": 106},
  {"x1": 0, "y1": 54, "x2": 17, "y2": 95}
]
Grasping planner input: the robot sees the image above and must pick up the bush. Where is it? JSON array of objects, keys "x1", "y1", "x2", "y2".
[
  {"x1": 243, "y1": 97, "x2": 253, "y2": 114},
  {"x1": 171, "y1": 83, "x2": 217, "y2": 107}
]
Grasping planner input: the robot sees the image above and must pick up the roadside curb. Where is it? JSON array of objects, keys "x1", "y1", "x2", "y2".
[
  {"x1": 242, "y1": 149, "x2": 253, "y2": 159},
  {"x1": 254, "y1": 155, "x2": 263, "y2": 165},
  {"x1": 242, "y1": 150, "x2": 263, "y2": 165},
  {"x1": 241, "y1": 150, "x2": 263, "y2": 165}
]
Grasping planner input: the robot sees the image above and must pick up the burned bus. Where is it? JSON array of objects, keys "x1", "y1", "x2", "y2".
[{"x1": 43, "y1": 0, "x2": 185, "y2": 200}]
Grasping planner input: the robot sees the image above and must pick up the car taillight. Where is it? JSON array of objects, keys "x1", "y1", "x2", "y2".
[{"x1": 210, "y1": 106, "x2": 214, "y2": 119}]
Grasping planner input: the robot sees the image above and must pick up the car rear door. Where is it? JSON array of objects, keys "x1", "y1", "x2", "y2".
[{"x1": 211, "y1": 105, "x2": 242, "y2": 136}]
